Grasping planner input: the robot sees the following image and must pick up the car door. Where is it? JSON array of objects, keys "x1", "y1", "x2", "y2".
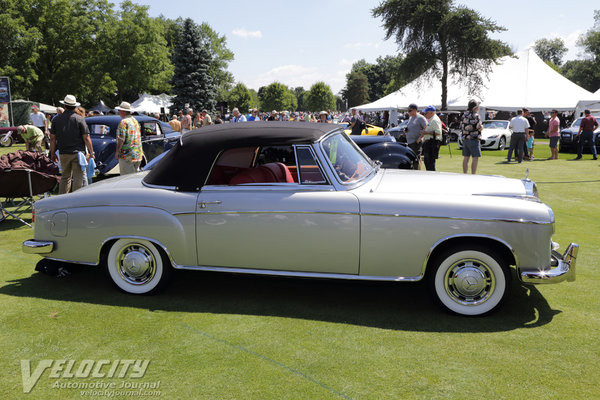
[
  {"x1": 194, "y1": 145, "x2": 360, "y2": 274},
  {"x1": 140, "y1": 120, "x2": 166, "y2": 162}
]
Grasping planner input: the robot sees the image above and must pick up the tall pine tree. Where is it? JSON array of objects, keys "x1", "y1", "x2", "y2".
[{"x1": 171, "y1": 18, "x2": 216, "y2": 113}]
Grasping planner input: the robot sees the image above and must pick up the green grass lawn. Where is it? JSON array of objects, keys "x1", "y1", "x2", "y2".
[{"x1": 1, "y1": 140, "x2": 599, "y2": 399}]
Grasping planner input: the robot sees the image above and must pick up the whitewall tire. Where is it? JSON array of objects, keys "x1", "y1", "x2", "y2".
[
  {"x1": 430, "y1": 247, "x2": 509, "y2": 316},
  {"x1": 106, "y1": 238, "x2": 171, "y2": 294}
]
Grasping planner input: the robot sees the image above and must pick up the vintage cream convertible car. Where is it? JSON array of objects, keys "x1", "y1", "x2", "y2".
[{"x1": 23, "y1": 122, "x2": 578, "y2": 316}]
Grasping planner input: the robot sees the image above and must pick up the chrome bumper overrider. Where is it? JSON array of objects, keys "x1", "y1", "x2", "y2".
[
  {"x1": 22, "y1": 239, "x2": 54, "y2": 254},
  {"x1": 520, "y1": 243, "x2": 579, "y2": 284}
]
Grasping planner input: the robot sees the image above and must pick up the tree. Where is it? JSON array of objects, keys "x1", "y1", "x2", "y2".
[
  {"x1": 534, "y1": 38, "x2": 567, "y2": 66},
  {"x1": 304, "y1": 82, "x2": 336, "y2": 112},
  {"x1": 293, "y1": 87, "x2": 306, "y2": 111},
  {"x1": 373, "y1": 0, "x2": 511, "y2": 110},
  {"x1": 171, "y1": 18, "x2": 216, "y2": 113},
  {"x1": 561, "y1": 10, "x2": 600, "y2": 92},
  {"x1": 227, "y1": 83, "x2": 252, "y2": 112},
  {"x1": 344, "y1": 70, "x2": 370, "y2": 108},
  {"x1": 259, "y1": 82, "x2": 295, "y2": 112},
  {"x1": 101, "y1": 1, "x2": 173, "y2": 103},
  {"x1": 0, "y1": 2, "x2": 40, "y2": 98}
]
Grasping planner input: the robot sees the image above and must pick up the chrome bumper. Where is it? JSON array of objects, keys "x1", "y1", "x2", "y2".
[
  {"x1": 22, "y1": 239, "x2": 54, "y2": 254},
  {"x1": 520, "y1": 243, "x2": 578, "y2": 284}
]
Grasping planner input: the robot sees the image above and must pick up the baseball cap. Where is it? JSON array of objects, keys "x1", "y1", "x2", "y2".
[{"x1": 423, "y1": 105, "x2": 436, "y2": 113}]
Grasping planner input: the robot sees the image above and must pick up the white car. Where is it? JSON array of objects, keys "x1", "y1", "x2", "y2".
[{"x1": 458, "y1": 120, "x2": 512, "y2": 150}]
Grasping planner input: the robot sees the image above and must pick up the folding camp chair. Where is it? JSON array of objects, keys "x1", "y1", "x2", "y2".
[{"x1": 0, "y1": 151, "x2": 60, "y2": 228}]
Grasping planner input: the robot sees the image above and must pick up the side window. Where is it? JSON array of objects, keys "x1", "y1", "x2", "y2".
[
  {"x1": 296, "y1": 147, "x2": 327, "y2": 185},
  {"x1": 256, "y1": 145, "x2": 295, "y2": 167},
  {"x1": 89, "y1": 124, "x2": 111, "y2": 136},
  {"x1": 142, "y1": 122, "x2": 162, "y2": 136}
]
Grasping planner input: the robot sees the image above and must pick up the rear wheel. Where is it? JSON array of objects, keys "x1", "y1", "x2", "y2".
[
  {"x1": 106, "y1": 238, "x2": 172, "y2": 294},
  {"x1": 429, "y1": 246, "x2": 509, "y2": 316}
]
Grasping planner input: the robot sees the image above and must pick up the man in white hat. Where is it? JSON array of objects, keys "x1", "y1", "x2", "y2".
[
  {"x1": 50, "y1": 94, "x2": 95, "y2": 194},
  {"x1": 114, "y1": 101, "x2": 143, "y2": 175}
]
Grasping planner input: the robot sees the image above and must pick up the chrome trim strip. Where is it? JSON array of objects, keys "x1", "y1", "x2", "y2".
[
  {"x1": 520, "y1": 243, "x2": 578, "y2": 284},
  {"x1": 171, "y1": 264, "x2": 423, "y2": 282},
  {"x1": 421, "y1": 233, "x2": 519, "y2": 277},
  {"x1": 22, "y1": 239, "x2": 54, "y2": 254},
  {"x1": 200, "y1": 184, "x2": 335, "y2": 192},
  {"x1": 361, "y1": 212, "x2": 552, "y2": 225},
  {"x1": 141, "y1": 181, "x2": 177, "y2": 191},
  {"x1": 191, "y1": 210, "x2": 356, "y2": 216}
]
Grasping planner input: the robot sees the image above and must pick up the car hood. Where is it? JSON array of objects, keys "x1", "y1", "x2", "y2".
[
  {"x1": 480, "y1": 128, "x2": 507, "y2": 138},
  {"x1": 374, "y1": 169, "x2": 531, "y2": 197}
]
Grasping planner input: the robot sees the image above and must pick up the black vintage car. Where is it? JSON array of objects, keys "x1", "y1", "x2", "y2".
[
  {"x1": 559, "y1": 116, "x2": 600, "y2": 153},
  {"x1": 86, "y1": 115, "x2": 181, "y2": 175}
]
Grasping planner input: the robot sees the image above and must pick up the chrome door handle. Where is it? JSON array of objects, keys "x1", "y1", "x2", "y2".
[{"x1": 198, "y1": 200, "x2": 222, "y2": 208}]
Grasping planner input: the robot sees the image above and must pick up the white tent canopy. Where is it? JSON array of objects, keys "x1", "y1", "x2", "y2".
[
  {"x1": 131, "y1": 93, "x2": 173, "y2": 115},
  {"x1": 595, "y1": 87, "x2": 600, "y2": 96},
  {"x1": 356, "y1": 48, "x2": 596, "y2": 113}
]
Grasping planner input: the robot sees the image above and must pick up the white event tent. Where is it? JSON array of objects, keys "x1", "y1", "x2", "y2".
[
  {"x1": 356, "y1": 48, "x2": 596, "y2": 115},
  {"x1": 131, "y1": 93, "x2": 173, "y2": 115}
]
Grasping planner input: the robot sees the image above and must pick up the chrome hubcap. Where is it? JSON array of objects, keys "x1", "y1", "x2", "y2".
[
  {"x1": 444, "y1": 259, "x2": 495, "y2": 306},
  {"x1": 116, "y1": 244, "x2": 156, "y2": 285}
]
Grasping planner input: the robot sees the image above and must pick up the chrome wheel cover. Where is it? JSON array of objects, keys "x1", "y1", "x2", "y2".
[
  {"x1": 116, "y1": 243, "x2": 157, "y2": 285},
  {"x1": 444, "y1": 259, "x2": 496, "y2": 306}
]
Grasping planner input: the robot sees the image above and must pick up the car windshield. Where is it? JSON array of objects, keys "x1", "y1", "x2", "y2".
[
  {"x1": 483, "y1": 121, "x2": 508, "y2": 129},
  {"x1": 571, "y1": 118, "x2": 582, "y2": 128},
  {"x1": 321, "y1": 132, "x2": 375, "y2": 183}
]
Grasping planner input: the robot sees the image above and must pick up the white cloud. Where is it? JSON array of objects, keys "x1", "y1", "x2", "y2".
[{"x1": 232, "y1": 28, "x2": 263, "y2": 39}]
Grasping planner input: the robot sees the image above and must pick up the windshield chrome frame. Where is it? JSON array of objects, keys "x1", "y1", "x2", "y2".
[{"x1": 315, "y1": 130, "x2": 378, "y2": 190}]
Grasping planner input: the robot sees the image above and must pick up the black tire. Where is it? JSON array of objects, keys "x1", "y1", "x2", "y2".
[
  {"x1": 498, "y1": 136, "x2": 506, "y2": 150},
  {"x1": 105, "y1": 238, "x2": 172, "y2": 294},
  {"x1": 429, "y1": 246, "x2": 510, "y2": 316}
]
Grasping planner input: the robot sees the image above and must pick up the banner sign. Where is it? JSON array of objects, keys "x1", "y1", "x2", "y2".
[
  {"x1": 0, "y1": 77, "x2": 10, "y2": 103},
  {"x1": 0, "y1": 77, "x2": 10, "y2": 127}
]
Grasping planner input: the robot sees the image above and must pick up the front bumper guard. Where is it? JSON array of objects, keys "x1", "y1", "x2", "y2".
[
  {"x1": 520, "y1": 243, "x2": 578, "y2": 284},
  {"x1": 22, "y1": 239, "x2": 54, "y2": 254}
]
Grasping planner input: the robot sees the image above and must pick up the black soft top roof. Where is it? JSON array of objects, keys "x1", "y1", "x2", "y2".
[{"x1": 143, "y1": 121, "x2": 341, "y2": 191}]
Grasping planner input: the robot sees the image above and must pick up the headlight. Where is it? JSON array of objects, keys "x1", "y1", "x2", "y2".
[{"x1": 487, "y1": 134, "x2": 499, "y2": 139}]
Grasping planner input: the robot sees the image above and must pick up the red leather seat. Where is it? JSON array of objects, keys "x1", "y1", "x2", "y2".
[
  {"x1": 262, "y1": 162, "x2": 294, "y2": 183},
  {"x1": 229, "y1": 163, "x2": 294, "y2": 185}
]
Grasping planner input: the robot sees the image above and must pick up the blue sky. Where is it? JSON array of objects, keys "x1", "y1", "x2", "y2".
[{"x1": 141, "y1": 0, "x2": 599, "y2": 94}]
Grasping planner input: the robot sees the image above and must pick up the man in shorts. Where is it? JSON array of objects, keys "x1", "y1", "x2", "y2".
[{"x1": 545, "y1": 109, "x2": 560, "y2": 160}]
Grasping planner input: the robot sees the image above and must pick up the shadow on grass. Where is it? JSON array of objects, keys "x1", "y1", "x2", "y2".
[
  {"x1": 0, "y1": 264, "x2": 561, "y2": 333},
  {"x1": 0, "y1": 218, "x2": 32, "y2": 231}
]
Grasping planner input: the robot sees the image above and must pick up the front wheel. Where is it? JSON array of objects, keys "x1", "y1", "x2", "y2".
[
  {"x1": 429, "y1": 247, "x2": 509, "y2": 316},
  {"x1": 106, "y1": 238, "x2": 172, "y2": 294},
  {"x1": 0, "y1": 133, "x2": 13, "y2": 147},
  {"x1": 498, "y1": 136, "x2": 506, "y2": 150}
]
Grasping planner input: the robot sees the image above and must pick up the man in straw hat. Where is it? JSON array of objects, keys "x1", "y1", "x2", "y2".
[
  {"x1": 114, "y1": 101, "x2": 143, "y2": 175},
  {"x1": 50, "y1": 94, "x2": 95, "y2": 194}
]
